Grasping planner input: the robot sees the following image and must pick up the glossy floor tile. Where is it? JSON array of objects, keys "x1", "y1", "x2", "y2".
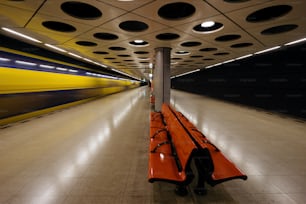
[{"x1": 0, "y1": 87, "x2": 305, "y2": 203}]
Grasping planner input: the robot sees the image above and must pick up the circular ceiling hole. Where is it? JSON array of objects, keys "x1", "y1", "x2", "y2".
[
  {"x1": 175, "y1": 51, "x2": 190, "y2": 55},
  {"x1": 246, "y1": 5, "x2": 292, "y2": 23},
  {"x1": 261, "y1": 24, "x2": 298, "y2": 35},
  {"x1": 117, "y1": 54, "x2": 131, "y2": 57},
  {"x1": 214, "y1": 52, "x2": 230, "y2": 56},
  {"x1": 119, "y1": 20, "x2": 148, "y2": 32},
  {"x1": 104, "y1": 57, "x2": 116, "y2": 60},
  {"x1": 191, "y1": 55, "x2": 203, "y2": 58},
  {"x1": 129, "y1": 40, "x2": 149, "y2": 46},
  {"x1": 193, "y1": 22, "x2": 224, "y2": 33},
  {"x1": 140, "y1": 61, "x2": 149, "y2": 64},
  {"x1": 231, "y1": 42, "x2": 253, "y2": 48},
  {"x1": 203, "y1": 58, "x2": 214, "y2": 61},
  {"x1": 172, "y1": 58, "x2": 182, "y2": 60},
  {"x1": 134, "y1": 51, "x2": 149, "y2": 54},
  {"x1": 156, "y1": 33, "x2": 180, "y2": 40},
  {"x1": 223, "y1": 0, "x2": 250, "y2": 3},
  {"x1": 42, "y1": 21, "x2": 76, "y2": 32},
  {"x1": 109, "y1": 46, "x2": 126, "y2": 51},
  {"x1": 199, "y1": 47, "x2": 217, "y2": 52},
  {"x1": 215, "y1": 34, "x2": 241, "y2": 41},
  {"x1": 94, "y1": 32, "x2": 118, "y2": 40},
  {"x1": 184, "y1": 60, "x2": 194, "y2": 62},
  {"x1": 158, "y1": 2, "x2": 196, "y2": 20},
  {"x1": 61, "y1": 1, "x2": 102, "y2": 20},
  {"x1": 181, "y1": 41, "x2": 202, "y2": 47},
  {"x1": 76, "y1": 41, "x2": 97, "y2": 46},
  {"x1": 93, "y1": 51, "x2": 109, "y2": 54}
]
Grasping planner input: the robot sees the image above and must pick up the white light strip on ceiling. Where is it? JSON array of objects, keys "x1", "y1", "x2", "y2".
[
  {"x1": 235, "y1": 54, "x2": 253, "y2": 60},
  {"x1": 254, "y1": 46, "x2": 281, "y2": 55},
  {"x1": 1, "y1": 27, "x2": 42, "y2": 43},
  {"x1": 222, "y1": 59, "x2": 235, "y2": 64},
  {"x1": 44, "y1": 44, "x2": 67, "y2": 53},
  {"x1": 285, "y1": 37, "x2": 306, "y2": 46},
  {"x1": 68, "y1": 52, "x2": 82, "y2": 58},
  {"x1": 174, "y1": 69, "x2": 200, "y2": 78},
  {"x1": 206, "y1": 62, "x2": 222, "y2": 69}
]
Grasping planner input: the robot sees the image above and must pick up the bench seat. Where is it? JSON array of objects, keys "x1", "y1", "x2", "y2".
[{"x1": 173, "y1": 110, "x2": 247, "y2": 186}]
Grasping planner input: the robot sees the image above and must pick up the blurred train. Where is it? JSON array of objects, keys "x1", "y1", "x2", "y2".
[{"x1": 0, "y1": 48, "x2": 141, "y2": 126}]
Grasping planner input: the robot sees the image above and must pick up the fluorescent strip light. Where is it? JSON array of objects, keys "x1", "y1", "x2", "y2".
[
  {"x1": 44, "y1": 44, "x2": 66, "y2": 53},
  {"x1": 0, "y1": 57, "x2": 10, "y2": 62},
  {"x1": 68, "y1": 69, "x2": 78, "y2": 73},
  {"x1": 255, "y1": 46, "x2": 281, "y2": 55},
  {"x1": 83, "y1": 58, "x2": 94, "y2": 63},
  {"x1": 236, "y1": 54, "x2": 253, "y2": 60},
  {"x1": 1, "y1": 27, "x2": 42, "y2": 43},
  {"x1": 56, "y1": 67, "x2": 68, "y2": 71},
  {"x1": 222, "y1": 59, "x2": 235, "y2": 64},
  {"x1": 39, "y1": 64, "x2": 54, "y2": 69},
  {"x1": 68, "y1": 52, "x2": 82, "y2": 58},
  {"x1": 206, "y1": 62, "x2": 222, "y2": 69},
  {"x1": 175, "y1": 69, "x2": 200, "y2": 78},
  {"x1": 285, "y1": 38, "x2": 306, "y2": 46},
  {"x1": 15, "y1": 60, "x2": 36, "y2": 66}
]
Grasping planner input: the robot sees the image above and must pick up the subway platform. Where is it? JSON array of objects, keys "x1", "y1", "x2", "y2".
[{"x1": 0, "y1": 86, "x2": 305, "y2": 204}]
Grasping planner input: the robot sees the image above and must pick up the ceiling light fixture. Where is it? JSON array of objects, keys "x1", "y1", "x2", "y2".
[
  {"x1": 201, "y1": 21, "x2": 215, "y2": 28},
  {"x1": 0, "y1": 57, "x2": 10, "y2": 62},
  {"x1": 45, "y1": 44, "x2": 67, "y2": 53},
  {"x1": 68, "y1": 52, "x2": 82, "y2": 58},
  {"x1": 284, "y1": 37, "x2": 306, "y2": 46},
  {"x1": 134, "y1": 40, "x2": 144, "y2": 43},
  {"x1": 235, "y1": 54, "x2": 253, "y2": 60},
  {"x1": 175, "y1": 69, "x2": 200, "y2": 78},
  {"x1": 15, "y1": 60, "x2": 37, "y2": 66},
  {"x1": 39, "y1": 64, "x2": 54, "y2": 69},
  {"x1": 254, "y1": 46, "x2": 281, "y2": 55},
  {"x1": 1, "y1": 27, "x2": 42, "y2": 43}
]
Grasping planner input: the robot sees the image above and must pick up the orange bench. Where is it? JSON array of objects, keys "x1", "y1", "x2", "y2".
[
  {"x1": 148, "y1": 104, "x2": 198, "y2": 195},
  {"x1": 170, "y1": 106, "x2": 247, "y2": 194},
  {"x1": 148, "y1": 103, "x2": 247, "y2": 196}
]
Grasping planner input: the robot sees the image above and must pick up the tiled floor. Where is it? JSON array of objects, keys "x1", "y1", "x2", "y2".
[{"x1": 0, "y1": 87, "x2": 305, "y2": 203}]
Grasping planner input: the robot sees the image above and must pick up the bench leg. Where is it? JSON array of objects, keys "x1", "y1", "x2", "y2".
[
  {"x1": 193, "y1": 157, "x2": 209, "y2": 195},
  {"x1": 174, "y1": 185, "x2": 188, "y2": 196}
]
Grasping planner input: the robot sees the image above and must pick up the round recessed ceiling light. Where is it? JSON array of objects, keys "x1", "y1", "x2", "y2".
[
  {"x1": 175, "y1": 51, "x2": 190, "y2": 55},
  {"x1": 201, "y1": 21, "x2": 215, "y2": 27},
  {"x1": 129, "y1": 40, "x2": 149, "y2": 46},
  {"x1": 193, "y1": 21, "x2": 223, "y2": 34}
]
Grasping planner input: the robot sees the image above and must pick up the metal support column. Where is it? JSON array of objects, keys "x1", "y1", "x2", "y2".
[{"x1": 154, "y1": 47, "x2": 171, "y2": 111}]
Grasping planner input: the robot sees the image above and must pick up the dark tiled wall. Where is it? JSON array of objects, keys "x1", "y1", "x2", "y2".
[{"x1": 172, "y1": 43, "x2": 306, "y2": 119}]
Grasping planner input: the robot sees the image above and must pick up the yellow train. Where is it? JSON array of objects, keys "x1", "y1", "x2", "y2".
[{"x1": 0, "y1": 48, "x2": 140, "y2": 126}]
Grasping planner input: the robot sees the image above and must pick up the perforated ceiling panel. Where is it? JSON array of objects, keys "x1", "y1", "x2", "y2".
[{"x1": 0, "y1": 0, "x2": 305, "y2": 79}]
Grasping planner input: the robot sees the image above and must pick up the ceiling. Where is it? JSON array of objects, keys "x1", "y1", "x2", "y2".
[{"x1": 0, "y1": 0, "x2": 306, "y2": 80}]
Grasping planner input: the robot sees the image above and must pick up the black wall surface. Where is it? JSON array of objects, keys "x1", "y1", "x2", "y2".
[{"x1": 171, "y1": 42, "x2": 306, "y2": 119}]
